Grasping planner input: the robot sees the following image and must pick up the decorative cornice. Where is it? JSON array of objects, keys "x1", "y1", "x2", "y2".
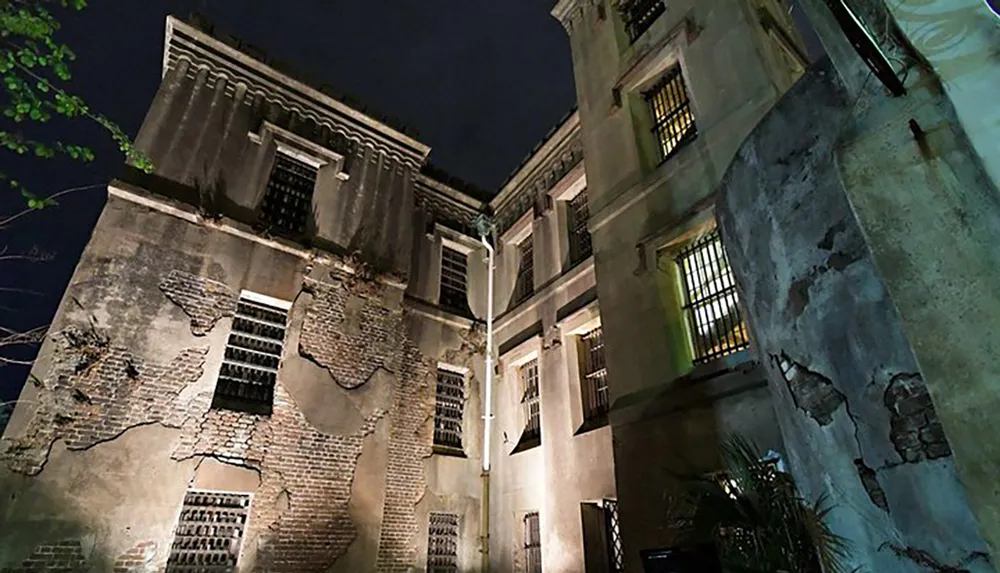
[
  {"x1": 414, "y1": 174, "x2": 485, "y2": 236},
  {"x1": 163, "y1": 16, "x2": 431, "y2": 169},
  {"x1": 491, "y1": 111, "x2": 583, "y2": 237},
  {"x1": 551, "y1": 0, "x2": 585, "y2": 31}
]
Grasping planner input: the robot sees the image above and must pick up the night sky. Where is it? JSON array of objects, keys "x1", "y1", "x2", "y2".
[{"x1": 0, "y1": 1, "x2": 575, "y2": 400}]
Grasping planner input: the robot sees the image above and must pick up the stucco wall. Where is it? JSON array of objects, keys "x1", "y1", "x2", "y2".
[{"x1": 717, "y1": 58, "x2": 990, "y2": 572}]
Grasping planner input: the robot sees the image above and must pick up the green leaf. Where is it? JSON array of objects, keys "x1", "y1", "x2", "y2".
[{"x1": 35, "y1": 81, "x2": 49, "y2": 93}]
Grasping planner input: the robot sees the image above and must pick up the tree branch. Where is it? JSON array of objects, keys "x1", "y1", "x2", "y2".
[{"x1": 0, "y1": 181, "x2": 103, "y2": 228}]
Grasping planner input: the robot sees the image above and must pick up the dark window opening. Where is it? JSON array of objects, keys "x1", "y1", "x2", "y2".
[
  {"x1": 568, "y1": 191, "x2": 593, "y2": 265},
  {"x1": 524, "y1": 512, "x2": 542, "y2": 573},
  {"x1": 644, "y1": 66, "x2": 697, "y2": 163},
  {"x1": 521, "y1": 359, "x2": 541, "y2": 444},
  {"x1": 211, "y1": 296, "x2": 288, "y2": 415},
  {"x1": 166, "y1": 490, "x2": 250, "y2": 573},
  {"x1": 581, "y1": 327, "x2": 609, "y2": 422},
  {"x1": 428, "y1": 513, "x2": 459, "y2": 573},
  {"x1": 620, "y1": 0, "x2": 666, "y2": 42},
  {"x1": 512, "y1": 235, "x2": 535, "y2": 307},
  {"x1": 260, "y1": 152, "x2": 317, "y2": 237},
  {"x1": 439, "y1": 246, "x2": 471, "y2": 316},
  {"x1": 676, "y1": 229, "x2": 749, "y2": 364},
  {"x1": 433, "y1": 368, "x2": 465, "y2": 451},
  {"x1": 605, "y1": 499, "x2": 624, "y2": 573}
]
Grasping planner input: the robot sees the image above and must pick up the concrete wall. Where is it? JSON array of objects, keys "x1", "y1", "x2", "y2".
[
  {"x1": 717, "y1": 57, "x2": 991, "y2": 571},
  {"x1": 552, "y1": 0, "x2": 808, "y2": 567}
]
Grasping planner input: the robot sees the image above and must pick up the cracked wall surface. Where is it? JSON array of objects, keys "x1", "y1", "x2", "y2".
[
  {"x1": 158, "y1": 270, "x2": 237, "y2": 336},
  {"x1": 717, "y1": 59, "x2": 990, "y2": 572}
]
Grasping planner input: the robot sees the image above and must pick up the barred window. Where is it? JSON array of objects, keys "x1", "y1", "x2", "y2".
[
  {"x1": 676, "y1": 229, "x2": 749, "y2": 364},
  {"x1": 211, "y1": 294, "x2": 289, "y2": 415},
  {"x1": 568, "y1": 191, "x2": 593, "y2": 265},
  {"x1": 434, "y1": 368, "x2": 465, "y2": 451},
  {"x1": 580, "y1": 327, "x2": 609, "y2": 421},
  {"x1": 644, "y1": 66, "x2": 697, "y2": 163},
  {"x1": 524, "y1": 512, "x2": 542, "y2": 573},
  {"x1": 512, "y1": 235, "x2": 534, "y2": 306},
  {"x1": 619, "y1": 0, "x2": 666, "y2": 42},
  {"x1": 428, "y1": 513, "x2": 459, "y2": 573},
  {"x1": 439, "y1": 246, "x2": 470, "y2": 315},
  {"x1": 604, "y1": 499, "x2": 624, "y2": 573},
  {"x1": 520, "y1": 359, "x2": 541, "y2": 442},
  {"x1": 166, "y1": 490, "x2": 250, "y2": 573},
  {"x1": 260, "y1": 152, "x2": 317, "y2": 236}
]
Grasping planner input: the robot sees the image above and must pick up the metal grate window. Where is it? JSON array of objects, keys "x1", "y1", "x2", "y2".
[
  {"x1": 568, "y1": 191, "x2": 593, "y2": 265},
  {"x1": 520, "y1": 359, "x2": 541, "y2": 442},
  {"x1": 512, "y1": 235, "x2": 534, "y2": 306},
  {"x1": 428, "y1": 513, "x2": 459, "y2": 573},
  {"x1": 604, "y1": 499, "x2": 624, "y2": 573},
  {"x1": 434, "y1": 369, "x2": 465, "y2": 450},
  {"x1": 620, "y1": 0, "x2": 666, "y2": 42},
  {"x1": 166, "y1": 490, "x2": 250, "y2": 573},
  {"x1": 439, "y1": 246, "x2": 470, "y2": 315},
  {"x1": 644, "y1": 66, "x2": 697, "y2": 163},
  {"x1": 260, "y1": 152, "x2": 317, "y2": 236},
  {"x1": 211, "y1": 295, "x2": 288, "y2": 415},
  {"x1": 524, "y1": 512, "x2": 542, "y2": 573},
  {"x1": 580, "y1": 327, "x2": 609, "y2": 421},
  {"x1": 676, "y1": 229, "x2": 749, "y2": 364}
]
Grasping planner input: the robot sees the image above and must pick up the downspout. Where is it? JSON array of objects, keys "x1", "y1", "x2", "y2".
[{"x1": 477, "y1": 215, "x2": 496, "y2": 573}]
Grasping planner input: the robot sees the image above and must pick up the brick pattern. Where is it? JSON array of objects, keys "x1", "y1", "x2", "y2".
[
  {"x1": 1, "y1": 325, "x2": 207, "y2": 475},
  {"x1": 884, "y1": 373, "x2": 951, "y2": 463},
  {"x1": 159, "y1": 270, "x2": 237, "y2": 336},
  {"x1": 375, "y1": 339, "x2": 435, "y2": 572},
  {"x1": 854, "y1": 459, "x2": 889, "y2": 512},
  {"x1": 299, "y1": 277, "x2": 404, "y2": 389},
  {"x1": 775, "y1": 355, "x2": 845, "y2": 426},
  {"x1": 113, "y1": 541, "x2": 157, "y2": 573},
  {"x1": 0, "y1": 540, "x2": 87, "y2": 573}
]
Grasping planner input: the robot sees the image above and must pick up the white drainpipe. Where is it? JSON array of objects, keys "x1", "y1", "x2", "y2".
[{"x1": 479, "y1": 230, "x2": 495, "y2": 572}]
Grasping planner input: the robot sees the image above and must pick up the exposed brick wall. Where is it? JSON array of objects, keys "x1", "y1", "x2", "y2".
[
  {"x1": 158, "y1": 270, "x2": 237, "y2": 336},
  {"x1": 374, "y1": 336, "x2": 435, "y2": 572},
  {"x1": 774, "y1": 354, "x2": 845, "y2": 425},
  {"x1": 0, "y1": 540, "x2": 87, "y2": 573},
  {"x1": 113, "y1": 541, "x2": 157, "y2": 573},
  {"x1": 299, "y1": 276, "x2": 404, "y2": 389},
  {"x1": 854, "y1": 459, "x2": 889, "y2": 511},
  {"x1": 884, "y1": 373, "x2": 952, "y2": 462},
  {"x1": 1, "y1": 325, "x2": 207, "y2": 475}
]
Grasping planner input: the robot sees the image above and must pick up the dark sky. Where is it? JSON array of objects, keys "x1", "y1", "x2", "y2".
[{"x1": 0, "y1": 1, "x2": 575, "y2": 400}]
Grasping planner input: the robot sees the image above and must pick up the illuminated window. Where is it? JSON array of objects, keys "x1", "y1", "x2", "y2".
[
  {"x1": 166, "y1": 490, "x2": 250, "y2": 572},
  {"x1": 428, "y1": 513, "x2": 459, "y2": 573},
  {"x1": 619, "y1": 0, "x2": 666, "y2": 42},
  {"x1": 676, "y1": 229, "x2": 749, "y2": 363},
  {"x1": 512, "y1": 235, "x2": 534, "y2": 306},
  {"x1": 433, "y1": 368, "x2": 465, "y2": 451},
  {"x1": 568, "y1": 191, "x2": 593, "y2": 265},
  {"x1": 644, "y1": 66, "x2": 697, "y2": 163},
  {"x1": 439, "y1": 246, "x2": 470, "y2": 315},
  {"x1": 520, "y1": 359, "x2": 541, "y2": 442},
  {"x1": 523, "y1": 512, "x2": 542, "y2": 573},
  {"x1": 604, "y1": 499, "x2": 624, "y2": 573},
  {"x1": 260, "y1": 152, "x2": 317, "y2": 236},
  {"x1": 580, "y1": 327, "x2": 609, "y2": 421},
  {"x1": 211, "y1": 293, "x2": 289, "y2": 415}
]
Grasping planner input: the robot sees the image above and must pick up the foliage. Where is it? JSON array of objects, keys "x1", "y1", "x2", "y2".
[
  {"x1": 0, "y1": 0, "x2": 153, "y2": 209},
  {"x1": 670, "y1": 435, "x2": 853, "y2": 573}
]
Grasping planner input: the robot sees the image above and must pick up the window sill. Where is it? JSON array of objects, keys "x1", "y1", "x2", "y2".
[
  {"x1": 432, "y1": 445, "x2": 467, "y2": 459},
  {"x1": 510, "y1": 432, "x2": 541, "y2": 455},
  {"x1": 575, "y1": 412, "x2": 610, "y2": 436}
]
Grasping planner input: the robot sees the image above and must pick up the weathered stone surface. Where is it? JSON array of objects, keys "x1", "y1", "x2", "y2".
[
  {"x1": 717, "y1": 59, "x2": 989, "y2": 572},
  {"x1": 158, "y1": 270, "x2": 237, "y2": 336}
]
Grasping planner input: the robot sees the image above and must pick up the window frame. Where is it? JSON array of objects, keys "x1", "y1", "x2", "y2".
[
  {"x1": 643, "y1": 64, "x2": 698, "y2": 164},
  {"x1": 433, "y1": 365, "x2": 467, "y2": 454},
  {"x1": 439, "y1": 242, "x2": 472, "y2": 317},
  {"x1": 579, "y1": 326, "x2": 610, "y2": 423},
  {"x1": 427, "y1": 512, "x2": 460, "y2": 573},
  {"x1": 166, "y1": 489, "x2": 251, "y2": 573},
  {"x1": 511, "y1": 234, "x2": 535, "y2": 307},
  {"x1": 519, "y1": 358, "x2": 541, "y2": 444},
  {"x1": 618, "y1": 0, "x2": 667, "y2": 43},
  {"x1": 523, "y1": 511, "x2": 542, "y2": 573},
  {"x1": 259, "y1": 150, "x2": 320, "y2": 237}
]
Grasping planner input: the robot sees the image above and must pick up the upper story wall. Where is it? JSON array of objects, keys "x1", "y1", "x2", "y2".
[{"x1": 131, "y1": 16, "x2": 485, "y2": 286}]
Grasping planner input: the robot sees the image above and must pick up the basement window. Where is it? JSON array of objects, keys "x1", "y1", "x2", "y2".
[
  {"x1": 580, "y1": 327, "x2": 610, "y2": 423},
  {"x1": 166, "y1": 490, "x2": 250, "y2": 573},
  {"x1": 524, "y1": 512, "x2": 543, "y2": 573},
  {"x1": 511, "y1": 234, "x2": 535, "y2": 307},
  {"x1": 433, "y1": 367, "x2": 466, "y2": 452},
  {"x1": 675, "y1": 229, "x2": 749, "y2": 364},
  {"x1": 259, "y1": 151, "x2": 318, "y2": 237},
  {"x1": 439, "y1": 246, "x2": 471, "y2": 316},
  {"x1": 427, "y1": 513, "x2": 460, "y2": 573},
  {"x1": 211, "y1": 292, "x2": 290, "y2": 415},
  {"x1": 644, "y1": 65, "x2": 698, "y2": 163}
]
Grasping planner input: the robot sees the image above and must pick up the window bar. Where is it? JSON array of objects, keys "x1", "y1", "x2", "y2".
[
  {"x1": 428, "y1": 513, "x2": 459, "y2": 573},
  {"x1": 433, "y1": 369, "x2": 465, "y2": 450},
  {"x1": 524, "y1": 512, "x2": 542, "y2": 573},
  {"x1": 604, "y1": 499, "x2": 624, "y2": 573},
  {"x1": 521, "y1": 359, "x2": 541, "y2": 441},
  {"x1": 513, "y1": 236, "x2": 535, "y2": 305},
  {"x1": 621, "y1": 0, "x2": 666, "y2": 42},
  {"x1": 644, "y1": 66, "x2": 697, "y2": 162},
  {"x1": 581, "y1": 327, "x2": 609, "y2": 420},
  {"x1": 569, "y1": 192, "x2": 593, "y2": 265},
  {"x1": 166, "y1": 490, "x2": 250, "y2": 573},
  {"x1": 440, "y1": 246, "x2": 471, "y2": 315},
  {"x1": 259, "y1": 152, "x2": 318, "y2": 237}
]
